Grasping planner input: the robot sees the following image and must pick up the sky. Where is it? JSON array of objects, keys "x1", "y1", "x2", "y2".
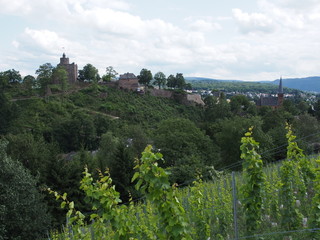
[{"x1": 0, "y1": 0, "x2": 319, "y2": 81}]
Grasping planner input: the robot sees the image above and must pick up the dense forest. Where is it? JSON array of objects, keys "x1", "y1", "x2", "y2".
[{"x1": 1, "y1": 67, "x2": 320, "y2": 239}]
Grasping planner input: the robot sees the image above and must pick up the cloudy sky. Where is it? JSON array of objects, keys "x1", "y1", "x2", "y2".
[{"x1": 0, "y1": 0, "x2": 319, "y2": 80}]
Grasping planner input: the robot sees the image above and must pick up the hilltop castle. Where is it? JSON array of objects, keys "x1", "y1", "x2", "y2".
[{"x1": 55, "y1": 53, "x2": 78, "y2": 84}]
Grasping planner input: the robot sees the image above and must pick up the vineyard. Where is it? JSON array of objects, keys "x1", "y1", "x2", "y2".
[{"x1": 49, "y1": 125, "x2": 320, "y2": 240}]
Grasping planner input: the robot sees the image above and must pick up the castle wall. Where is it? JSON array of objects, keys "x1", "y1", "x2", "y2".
[{"x1": 57, "y1": 54, "x2": 78, "y2": 84}]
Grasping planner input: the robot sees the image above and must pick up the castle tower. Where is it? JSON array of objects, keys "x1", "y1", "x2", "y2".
[
  {"x1": 60, "y1": 53, "x2": 69, "y2": 65},
  {"x1": 277, "y1": 77, "x2": 284, "y2": 106},
  {"x1": 57, "y1": 53, "x2": 78, "y2": 84}
]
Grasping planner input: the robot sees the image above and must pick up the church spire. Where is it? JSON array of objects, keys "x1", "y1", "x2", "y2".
[{"x1": 278, "y1": 76, "x2": 283, "y2": 94}]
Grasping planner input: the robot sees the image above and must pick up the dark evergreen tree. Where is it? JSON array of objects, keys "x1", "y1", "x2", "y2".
[{"x1": 0, "y1": 140, "x2": 50, "y2": 240}]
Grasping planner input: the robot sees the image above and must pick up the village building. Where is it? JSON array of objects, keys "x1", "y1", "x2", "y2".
[
  {"x1": 55, "y1": 53, "x2": 78, "y2": 84},
  {"x1": 118, "y1": 72, "x2": 139, "y2": 91},
  {"x1": 257, "y1": 78, "x2": 284, "y2": 108}
]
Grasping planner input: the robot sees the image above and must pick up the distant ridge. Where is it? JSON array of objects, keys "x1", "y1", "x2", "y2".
[
  {"x1": 186, "y1": 76, "x2": 320, "y2": 92},
  {"x1": 271, "y1": 76, "x2": 320, "y2": 92},
  {"x1": 185, "y1": 77, "x2": 244, "y2": 82}
]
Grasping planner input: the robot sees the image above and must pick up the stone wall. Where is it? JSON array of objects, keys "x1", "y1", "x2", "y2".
[{"x1": 149, "y1": 89, "x2": 204, "y2": 106}]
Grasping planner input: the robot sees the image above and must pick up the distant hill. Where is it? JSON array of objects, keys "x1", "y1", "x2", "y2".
[
  {"x1": 271, "y1": 76, "x2": 320, "y2": 93},
  {"x1": 186, "y1": 76, "x2": 320, "y2": 93},
  {"x1": 185, "y1": 77, "x2": 244, "y2": 82}
]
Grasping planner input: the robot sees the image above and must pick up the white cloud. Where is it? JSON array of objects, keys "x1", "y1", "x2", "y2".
[
  {"x1": 187, "y1": 18, "x2": 221, "y2": 32},
  {"x1": 1, "y1": 0, "x2": 320, "y2": 81},
  {"x1": 232, "y1": 8, "x2": 275, "y2": 34}
]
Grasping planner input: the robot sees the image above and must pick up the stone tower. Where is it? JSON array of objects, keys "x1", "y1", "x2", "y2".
[{"x1": 57, "y1": 53, "x2": 78, "y2": 84}]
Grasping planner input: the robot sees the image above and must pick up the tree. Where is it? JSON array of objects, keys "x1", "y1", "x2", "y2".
[
  {"x1": 0, "y1": 69, "x2": 22, "y2": 84},
  {"x1": 166, "y1": 74, "x2": 176, "y2": 88},
  {"x1": 102, "y1": 66, "x2": 118, "y2": 82},
  {"x1": 153, "y1": 118, "x2": 220, "y2": 183},
  {"x1": 211, "y1": 116, "x2": 268, "y2": 168},
  {"x1": 175, "y1": 73, "x2": 186, "y2": 89},
  {"x1": 230, "y1": 94, "x2": 250, "y2": 115},
  {"x1": 0, "y1": 75, "x2": 9, "y2": 90},
  {"x1": 78, "y1": 63, "x2": 99, "y2": 82},
  {"x1": 138, "y1": 68, "x2": 153, "y2": 89},
  {"x1": 0, "y1": 92, "x2": 18, "y2": 134},
  {"x1": 23, "y1": 75, "x2": 36, "y2": 95},
  {"x1": 35, "y1": 63, "x2": 54, "y2": 95},
  {"x1": 52, "y1": 66, "x2": 68, "y2": 91},
  {"x1": 204, "y1": 95, "x2": 231, "y2": 122},
  {"x1": 153, "y1": 71, "x2": 166, "y2": 89},
  {"x1": 0, "y1": 140, "x2": 50, "y2": 240}
]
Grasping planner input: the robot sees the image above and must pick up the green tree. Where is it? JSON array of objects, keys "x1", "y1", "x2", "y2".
[
  {"x1": 204, "y1": 95, "x2": 231, "y2": 121},
  {"x1": 175, "y1": 73, "x2": 186, "y2": 89},
  {"x1": 154, "y1": 118, "x2": 220, "y2": 183},
  {"x1": 102, "y1": 66, "x2": 118, "y2": 82},
  {"x1": 78, "y1": 63, "x2": 99, "y2": 82},
  {"x1": 167, "y1": 74, "x2": 176, "y2": 88},
  {"x1": 153, "y1": 71, "x2": 166, "y2": 89},
  {"x1": 1, "y1": 69, "x2": 22, "y2": 84},
  {"x1": 0, "y1": 75, "x2": 9, "y2": 90},
  {"x1": 0, "y1": 140, "x2": 50, "y2": 240},
  {"x1": 22, "y1": 75, "x2": 36, "y2": 95},
  {"x1": 230, "y1": 94, "x2": 250, "y2": 115},
  {"x1": 5, "y1": 133, "x2": 56, "y2": 183},
  {"x1": 211, "y1": 116, "x2": 266, "y2": 168},
  {"x1": 138, "y1": 68, "x2": 153, "y2": 89},
  {"x1": 35, "y1": 63, "x2": 54, "y2": 95},
  {"x1": 52, "y1": 66, "x2": 68, "y2": 91},
  {"x1": 0, "y1": 92, "x2": 18, "y2": 134}
]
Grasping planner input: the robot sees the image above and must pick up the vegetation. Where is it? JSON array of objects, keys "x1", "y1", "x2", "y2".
[
  {"x1": 45, "y1": 128, "x2": 320, "y2": 239},
  {"x1": 1, "y1": 65, "x2": 320, "y2": 239}
]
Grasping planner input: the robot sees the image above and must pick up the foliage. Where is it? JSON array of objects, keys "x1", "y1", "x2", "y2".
[
  {"x1": 52, "y1": 66, "x2": 68, "y2": 91},
  {"x1": 279, "y1": 124, "x2": 304, "y2": 231},
  {"x1": 78, "y1": 63, "x2": 99, "y2": 82},
  {"x1": 132, "y1": 145, "x2": 191, "y2": 239},
  {"x1": 0, "y1": 92, "x2": 18, "y2": 134},
  {"x1": 0, "y1": 69, "x2": 22, "y2": 84},
  {"x1": 22, "y1": 75, "x2": 36, "y2": 95},
  {"x1": 138, "y1": 68, "x2": 153, "y2": 88},
  {"x1": 153, "y1": 71, "x2": 166, "y2": 89},
  {"x1": 187, "y1": 79, "x2": 302, "y2": 94},
  {"x1": 102, "y1": 66, "x2": 118, "y2": 82},
  {"x1": 310, "y1": 157, "x2": 320, "y2": 239},
  {"x1": 153, "y1": 118, "x2": 220, "y2": 183},
  {"x1": 240, "y1": 127, "x2": 266, "y2": 234},
  {"x1": 0, "y1": 140, "x2": 50, "y2": 240},
  {"x1": 49, "y1": 146, "x2": 191, "y2": 239},
  {"x1": 35, "y1": 63, "x2": 54, "y2": 95},
  {"x1": 167, "y1": 74, "x2": 176, "y2": 88}
]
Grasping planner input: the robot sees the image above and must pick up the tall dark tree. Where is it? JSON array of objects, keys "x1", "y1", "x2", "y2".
[
  {"x1": 0, "y1": 92, "x2": 18, "y2": 134},
  {"x1": 153, "y1": 71, "x2": 166, "y2": 89},
  {"x1": 23, "y1": 75, "x2": 36, "y2": 95},
  {"x1": 78, "y1": 63, "x2": 99, "y2": 82},
  {"x1": 0, "y1": 69, "x2": 22, "y2": 84},
  {"x1": 138, "y1": 68, "x2": 153, "y2": 89},
  {"x1": 0, "y1": 75, "x2": 9, "y2": 90},
  {"x1": 0, "y1": 140, "x2": 50, "y2": 240},
  {"x1": 35, "y1": 63, "x2": 54, "y2": 95},
  {"x1": 175, "y1": 73, "x2": 186, "y2": 89},
  {"x1": 154, "y1": 118, "x2": 220, "y2": 183},
  {"x1": 166, "y1": 74, "x2": 176, "y2": 88}
]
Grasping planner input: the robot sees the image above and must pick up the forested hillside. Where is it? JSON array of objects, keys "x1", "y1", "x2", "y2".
[{"x1": 1, "y1": 72, "x2": 320, "y2": 239}]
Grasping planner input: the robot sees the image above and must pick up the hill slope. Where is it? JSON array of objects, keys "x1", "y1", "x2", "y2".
[{"x1": 271, "y1": 76, "x2": 320, "y2": 92}]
